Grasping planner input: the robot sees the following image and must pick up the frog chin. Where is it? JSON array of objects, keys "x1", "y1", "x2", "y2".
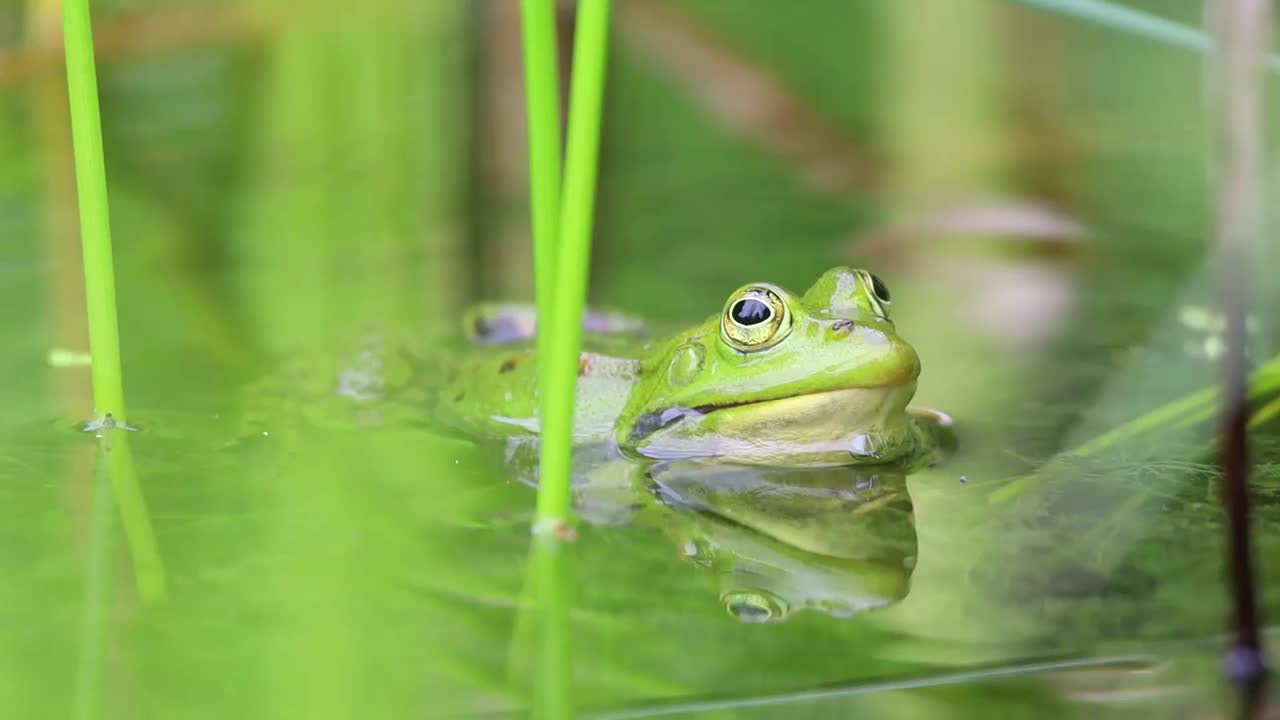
[{"x1": 628, "y1": 383, "x2": 920, "y2": 466}]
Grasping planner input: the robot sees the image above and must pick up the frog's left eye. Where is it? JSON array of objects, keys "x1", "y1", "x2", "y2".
[
  {"x1": 869, "y1": 274, "x2": 891, "y2": 304},
  {"x1": 858, "y1": 271, "x2": 891, "y2": 318},
  {"x1": 721, "y1": 286, "x2": 791, "y2": 352}
]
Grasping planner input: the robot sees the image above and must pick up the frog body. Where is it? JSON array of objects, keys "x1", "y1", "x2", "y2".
[{"x1": 437, "y1": 267, "x2": 939, "y2": 469}]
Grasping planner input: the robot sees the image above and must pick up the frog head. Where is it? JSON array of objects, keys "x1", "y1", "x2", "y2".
[{"x1": 616, "y1": 267, "x2": 923, "y2": 465}]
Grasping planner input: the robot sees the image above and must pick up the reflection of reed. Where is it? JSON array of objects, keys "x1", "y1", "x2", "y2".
[
  {"x1": 99, "y1": 429, "x2": 167, "y2": 603},
  {"x1": 72, "y1": 447, "x2": 113, "y2": 720},
  {"x1": 505, "y1": 534, "x2": 575, "y2": 719},
  {"x1": 231, "y1": 2, "x2": 466, "y2": 351},
  {"x1": 532, "y1": 537, "x2": 574, "y2": 720}
]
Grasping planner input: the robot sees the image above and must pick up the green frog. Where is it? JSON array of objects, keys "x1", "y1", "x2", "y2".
[
  {"x1": 240, "y1": 267, "x2": 939, "y2": 622},
  {"x1": 438, "y1": 266, "x2": 946, "y2": 470}
]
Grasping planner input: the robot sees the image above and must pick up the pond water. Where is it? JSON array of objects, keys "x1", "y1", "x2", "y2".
[{"x1": 2, "y1": 0, "x2": 1280, "y2": 717}]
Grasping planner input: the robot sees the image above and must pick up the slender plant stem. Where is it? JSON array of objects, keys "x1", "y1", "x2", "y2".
[
  {"x1": 521, "y1": 0, "x2": 567, "y2": 527},
  {"x1": 63, "y1": 0, "x2": 166, "y2": 605},
  {"x1": 521, "y1": 0, "x2": 563, "y2": 319},
  {"x1": 1207, "y1": 0, "x2": 1269, "y2": 708},
  {"x1": 62, "y1": 0, "x2": 125, "y2": 424},
  {"x1": 534, "y1": 0, "x2": 611, "y2": 531}
]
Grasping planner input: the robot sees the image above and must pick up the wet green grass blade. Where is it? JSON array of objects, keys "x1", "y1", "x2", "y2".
[
  {"x1": 535, "y1": 0, "x2": 612, "y2": 530},
  {"x1": 62, "y1": 0, "x2": 125, "y2": 423}
]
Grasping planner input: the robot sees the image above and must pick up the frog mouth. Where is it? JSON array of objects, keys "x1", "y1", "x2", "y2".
[{"x1": 627, "y1": 386, "x2": 913, "y2": 447}]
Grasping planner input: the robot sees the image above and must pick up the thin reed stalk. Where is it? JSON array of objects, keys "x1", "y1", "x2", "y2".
[
  {"x1": 521, "y1": 0, "x2": 563, "y2": 314},
  {"x1": 1207, "y1": 0, "x2": 1269, "y2": 709},
  {"x1": 62, "y1": 0, "x2": 167, "y2": 604},
  {"x1": 62, "y1": 0, "x2": 125, "y2": 424},
  {"x1": 532, "y1": 0, "x2": 612, "y2": 533}
]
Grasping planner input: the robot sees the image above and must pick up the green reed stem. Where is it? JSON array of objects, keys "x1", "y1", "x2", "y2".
[
  {"x1": 520, "y1": 0, "x2": 566, "y2": 526},
  {"x1": 62, "y1": 0, "x2": 125, "y2": 423},
  {"x1": 520, "y1": 0, "x2": 563, "y2": 311},
  {"x1": 1012, "y1": 0, "x2": 1280, "y2": 72},
  {"x1": 62, "y1": 0, "x2": 165, "y2": 604},
  {"x1": 534, "y1": 0, "x2": 611, "y2": 531}
]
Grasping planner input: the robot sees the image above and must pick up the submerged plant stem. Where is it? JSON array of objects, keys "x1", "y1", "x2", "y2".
[
  {"x1": 62, "y1": 0, "x2": 125, "y2": 423},
  {"x1": 534, "y1": 0, "x2": 611, "y2": 530}
]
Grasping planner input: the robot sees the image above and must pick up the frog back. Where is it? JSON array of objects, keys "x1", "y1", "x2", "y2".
[{"x1": 435, "y1": 338, "x2": 644, "y2": 443}]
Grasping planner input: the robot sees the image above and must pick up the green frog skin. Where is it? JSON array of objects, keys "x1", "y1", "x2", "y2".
[{"x1": 438, "y1": 267, "x2": 937, "y2": 468}]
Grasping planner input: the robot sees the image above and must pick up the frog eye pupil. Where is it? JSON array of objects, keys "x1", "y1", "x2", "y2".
[
  {"x1": 721, "y1": 288, "x2": 791, "y2": 352},
  {"x1": 870, "y1": 275, "x2": 891, "y2": 304},
  {"x1": 731, "y1": 298, "x2": 771, "y2": 326}
]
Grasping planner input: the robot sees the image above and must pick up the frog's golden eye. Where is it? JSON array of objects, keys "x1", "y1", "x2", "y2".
[{"x1": 721, "y1": 286, "x2": 791, "y2": 352}]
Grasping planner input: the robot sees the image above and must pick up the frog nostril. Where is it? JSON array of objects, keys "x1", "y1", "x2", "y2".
[{"x1": 832, "y1": 319, "x2": 855, "y2": 335}]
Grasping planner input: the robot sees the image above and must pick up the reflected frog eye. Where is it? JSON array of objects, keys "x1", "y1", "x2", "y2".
[
  {"x1": 722, "y1": 590, "x2": 788, "y2": 623},
  {"x1": 721, "y1": 286, "x2": 791, "y2": 352}
]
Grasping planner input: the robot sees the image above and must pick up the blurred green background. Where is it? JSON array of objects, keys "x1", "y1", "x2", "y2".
[{"x1": 2, "y1": 0, "x2": 1279, "y2": 717}]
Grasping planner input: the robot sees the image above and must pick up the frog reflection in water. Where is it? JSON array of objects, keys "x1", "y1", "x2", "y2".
[
  {"x1": 578, "y1": 460, "x2": 920, "y2": 623},
  {"x1": 436, "y1": 267, "x2": 948, "y2": 623}
]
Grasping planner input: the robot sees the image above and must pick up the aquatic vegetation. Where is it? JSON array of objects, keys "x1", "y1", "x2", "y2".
[{"x1": 11, "y1": 0, "x2": 1278, "y2": 716}]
